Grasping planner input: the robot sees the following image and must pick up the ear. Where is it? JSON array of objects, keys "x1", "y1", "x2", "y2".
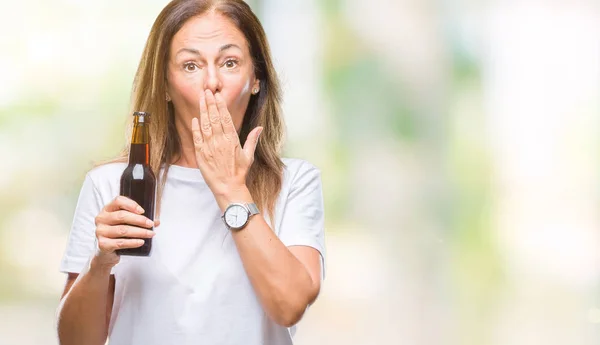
[{"x1": 252, "y1": 79, "x2": 260, "y2": 92}]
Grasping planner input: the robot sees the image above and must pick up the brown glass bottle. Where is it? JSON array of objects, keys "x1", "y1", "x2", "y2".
[{"x1": 117, "y1": 112, "x2": 156, "y2": 256}]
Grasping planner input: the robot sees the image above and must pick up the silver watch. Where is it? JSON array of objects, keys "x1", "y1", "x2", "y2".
[{"x1": 221, "y1": 203, "x2": 260, "y2": 230}]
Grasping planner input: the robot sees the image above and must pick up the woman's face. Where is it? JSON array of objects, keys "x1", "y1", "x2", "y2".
[{"x1": 166, "y1": 12, "x2": 259, "y2": 133}]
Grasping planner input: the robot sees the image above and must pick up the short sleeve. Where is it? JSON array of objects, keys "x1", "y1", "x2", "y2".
[
  {"x1": 278, "y1": 162, "x2": 326, "y2": 280},
  {"x1": 59, "y1": 173, "x2": 103, "y2": 274}
]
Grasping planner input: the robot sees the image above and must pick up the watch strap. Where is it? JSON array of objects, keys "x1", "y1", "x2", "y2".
[{"x1": 247, "y1": 203, "x2": 259, "y2": 216}]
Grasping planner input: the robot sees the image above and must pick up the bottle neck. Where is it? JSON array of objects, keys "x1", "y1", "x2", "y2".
[{"x1": 129, "y1": 122, "x2": 150, "y2": 165}]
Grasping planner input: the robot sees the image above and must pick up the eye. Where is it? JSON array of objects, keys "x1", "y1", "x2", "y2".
[
  {"x1": 223, "y1": 59, "x2": 239, "y2": 69},
  {"x1": 183, "y1": 62, "x2": 198, "y2": 72}
]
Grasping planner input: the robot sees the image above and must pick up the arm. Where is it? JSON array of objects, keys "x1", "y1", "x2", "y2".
[
  {"x1": 57, "y1": 195, "x2": 156, "y2": 344},
  {"x1": 57, "y1": 261, "x2": 115, "y2": 345},
  {"x1": 191, "y1": 90, "x2": 324, "y2": 327},
  {"x1": 215, "y1": 188, "x2": 322, "y2": 327}
]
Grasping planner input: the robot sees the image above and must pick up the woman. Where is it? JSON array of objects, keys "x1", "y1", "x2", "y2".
[{"x1": 56, "y1": 1, "x2": 325, "y2": 344}]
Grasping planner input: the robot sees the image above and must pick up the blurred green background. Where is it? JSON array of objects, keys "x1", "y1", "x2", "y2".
[{"x1": 1, "y1": 0, "x2": 600, "y2": 344}]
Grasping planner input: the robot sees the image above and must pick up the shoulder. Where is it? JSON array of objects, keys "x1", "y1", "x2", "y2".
[
  {"x1": 282, "y1": 157, "x2": 321, "y2": 179},
  {"x1": 86, "y1": 162, "x2": 128, "y2": 189},
  {"x1": 281, "y1": 157, "x2": 322, "y2": 189},
  {"x1": 274, "y1": 158, "x2": 324, "y2": 230}
]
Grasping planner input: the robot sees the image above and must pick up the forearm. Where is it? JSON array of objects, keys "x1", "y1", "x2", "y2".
[
  {"x1": 215, "y1": 186, "x2": 315, "y2": 326},
  {"x1": 232, "y1": 214, "x2": 315, "y2": 326},
  {"x1": 57, "y1": 256, "x2": 112, "y2": 345}
]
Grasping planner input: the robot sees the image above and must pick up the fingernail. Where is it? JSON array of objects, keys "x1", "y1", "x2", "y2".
[
  {"x1": 148, "y1": 231, "x2": 155, "y2": 237},
  {"x1": 137, "y1": 206, "x2": 144, "y2": 214},
  {"x1": 146, "y1": 219, "x2": 154, "y2": 227}
]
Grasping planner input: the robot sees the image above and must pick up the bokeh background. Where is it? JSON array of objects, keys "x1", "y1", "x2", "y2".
[{"x1": 1, "y1": 0, "x2": 600, "y2": 344}]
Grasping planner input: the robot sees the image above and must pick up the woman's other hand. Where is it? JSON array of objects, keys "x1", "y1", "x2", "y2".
[{"x1": 191, "y1": 89, "x2": 262, "y2": 205}]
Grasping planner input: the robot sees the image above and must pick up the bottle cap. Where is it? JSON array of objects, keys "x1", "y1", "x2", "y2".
[{"x1": 133, "y1": 111, "x2": 150, "y2": 123}]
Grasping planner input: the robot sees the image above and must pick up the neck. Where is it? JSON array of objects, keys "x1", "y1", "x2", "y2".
[
  {"x1": 171, "y1": 114, "x2": 199, "y2": 169},
  {"x1": 129, "y1": 143, "x2": 150, "y2": 165}
]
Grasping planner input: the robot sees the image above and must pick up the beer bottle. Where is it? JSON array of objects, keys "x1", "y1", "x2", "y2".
[{"x1": 117, "y1": 111, "x2": 156, "y2": 256}]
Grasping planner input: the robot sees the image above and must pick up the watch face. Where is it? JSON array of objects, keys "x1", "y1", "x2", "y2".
[{"x1": 225, "y1": 204, "x2": 249, "y2": 229}]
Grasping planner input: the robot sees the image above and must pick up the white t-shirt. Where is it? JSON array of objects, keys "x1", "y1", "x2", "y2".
[{"x1": 59, "y1": 158, "x2": 326, "y2": 345}]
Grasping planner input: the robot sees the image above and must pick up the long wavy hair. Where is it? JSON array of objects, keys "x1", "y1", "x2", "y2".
[{"x1": 98, "y1": 0, "x2": 285, "y2": 221}]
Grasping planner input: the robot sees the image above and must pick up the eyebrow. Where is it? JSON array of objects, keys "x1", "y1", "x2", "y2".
[
  {"x1": 219, "y1": 43, "x2": 241, "y2": 52},
  {"x1": 175, "y1": 44, "x2": 242, "y2": 57}
]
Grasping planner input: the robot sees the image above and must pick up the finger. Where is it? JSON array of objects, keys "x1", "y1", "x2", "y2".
[
  {"x1": 103, "y1": 196, "x2": 144, "y2": 214},
  {"x1": 243, "y1": 126, "x2": 263, "y2": 158},
  {"x1": 199, "y1": 89, "x2": 212, "y2": 139},
  {"x1": 98, "y1": 237, "x2": 145, "y2": 252},
  {"x1": 192, "y1": 117, "x2": 204, "y2": 147},
  {"x1": 104, "y1": 210, "x2": 154, "y2": 228},
  {"x1": 154, "y1": 219, "x2": 161, "y2": 227},
  {"x1": 215, "y1": 92, "x2": 236, "y2": 138},
  {"x1": 97, "y1": 224, "x2": 155, "y2": 239},
  {"x1": 205, "y1": 90, "x2": 223, "y2": 135}
]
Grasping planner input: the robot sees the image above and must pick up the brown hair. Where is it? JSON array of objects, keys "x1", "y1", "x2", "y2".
[{"x1": 98, "y1": 0, "x2": 284, "y2": 221}]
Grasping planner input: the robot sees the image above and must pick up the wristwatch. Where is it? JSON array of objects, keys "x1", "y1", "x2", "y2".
[{"x1": 221, "y1": 203, "x2": 260, "y2": 230}]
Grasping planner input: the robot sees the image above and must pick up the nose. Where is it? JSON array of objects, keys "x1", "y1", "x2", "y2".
[{"x1": 203, "y1": 65, "x2": 222, "y2": 94}]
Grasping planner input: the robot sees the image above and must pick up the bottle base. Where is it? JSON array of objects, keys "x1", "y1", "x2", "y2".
[{"x1": 116, "y1": 240, "x2": 152, "y2": 257}]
